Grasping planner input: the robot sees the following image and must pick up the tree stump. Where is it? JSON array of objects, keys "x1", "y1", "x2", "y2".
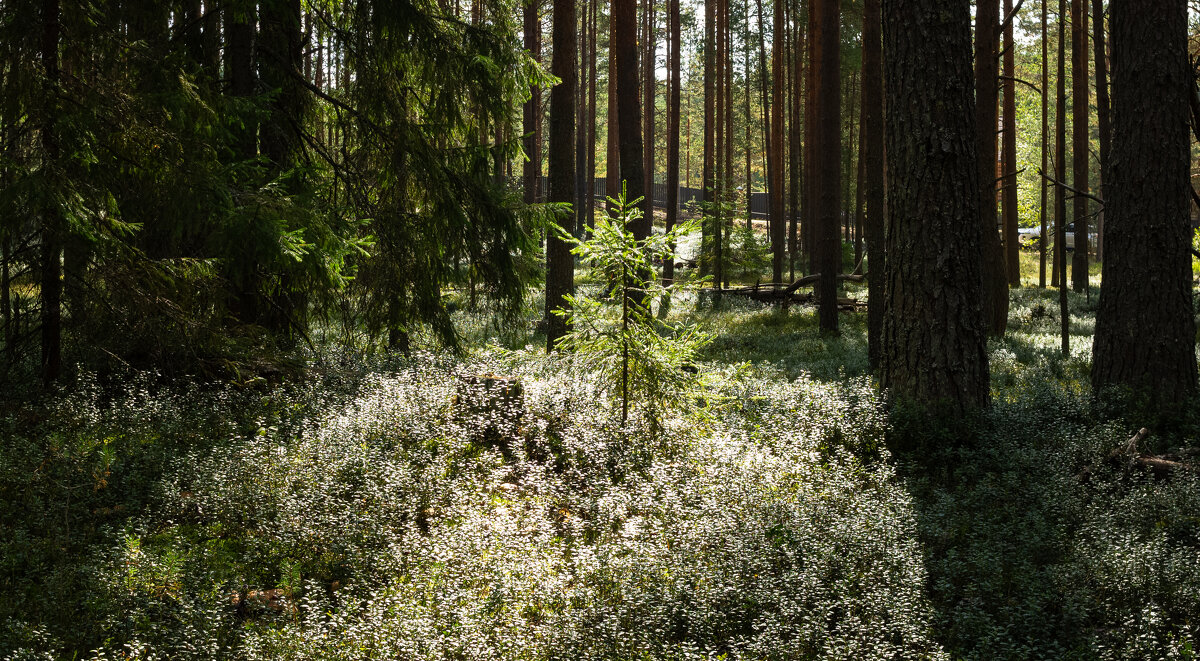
[{"x1": 453, "y1": 375, "x2": 525, "y2": 460}]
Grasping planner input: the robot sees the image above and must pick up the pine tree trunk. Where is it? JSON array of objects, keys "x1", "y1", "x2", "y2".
[
  {"x1": 606, "y1": 5, "x2": 620, "y2": 215},
  {"x1": 614, "y1": 0, "x2": 646, "y2": 235},
  {"x1": 545, "y1": 0, "x2": 577, "y2": 350},
  {"x1": 1092, "y1": 0, "x2": 1197, "y2": 405},
  {"x1": 664, "y1": 0, "x2": 680, "y2": 287},
  {"x1": 642, "y1": 0, "x2": 655, "y2": 212},
  {"x1": 975, "y1": 0, "x2": 1009, "y2": 335},
  {"x1": 881, "y1": 0, "x2": 989, "y2": 413},
  {"x1": 787, "y1": 7, "x2": 803, "y2": 280},
  {"x1": 813, "y1": 0, "x2": 840, "y2": 333},
  {"x1": 1039, "y1": 0, "x2": 1048, "y2": 287},
  {"x1": 523, "y1": 0, "x2": 541, "y2": 204},
  {"x1": 862, "y1": 0, "x2": 885, "y2": 369},
  {"x1": 769, "y1": 0, "x2": 786, "y2": 284},
  {"x1": 587, "y1": 0, "x2": 598, "y2": 230},
  {"x1": 1002, "y1": 0, "x2": 1019, "y2": 286},
  {"x1": 1092, "y1": 0, "x2": 1110, "y2": 262},
  {"x1": 1056, "y1": 0, "x2": 1068, "y2": 352},
  {"x1": 702, "y1": 0, "x2": 715, "y2": 277},
  {"x1": 1070, "y1": 0, "x2": 1089, "y2": 292}
]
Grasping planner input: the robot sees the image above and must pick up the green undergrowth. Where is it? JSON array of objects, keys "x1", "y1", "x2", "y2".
[{"x1": 2, "y1": 281, "x2": 1199, "y2": 660}]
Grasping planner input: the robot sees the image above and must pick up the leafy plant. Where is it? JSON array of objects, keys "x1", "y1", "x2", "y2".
[{"x1": 552, "y1": 185, "x2": 710, "y2": 428}]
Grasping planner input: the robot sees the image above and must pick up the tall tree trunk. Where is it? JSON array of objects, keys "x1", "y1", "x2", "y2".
[
  {"x1": 523, "y1": 0, "x2": 541, "y2": 204},
  {"x1": 881, "y1": 0, "x2": 989, "y2": 413},
  {"x1": 787, "y1": 9, "x2": 803, "y2": 281},
  {"x1": 1092, "y1": 0, "x2": 1196, "y2": 405},
  {"x1": 545, "y1": 0, "x2": 577, "y2": 350},
  {"x1": 813, "y1": 0, "x2": 840, "y2": 332},
  {"x1": 714, "y1": 0, "x2": 726, "y2": 289},
  {"x1": 1071, "y1": 0, "x2": 1089, "y2": 291},
  {"x1": 40, "y1": 0, "x2": 62, "y2": 386},
  {"x1": 975, "y1": 0, "x2": 1009, "y2": 335},
  {"x1": 614, "y1": 0, "x2": 646, "y2": 234},
  {"x1": 606, "y1": 5, "x2": 620, "y2": 214},
  {"x1": 228, "y1": 0, "x2": 257, "y2": 161},
  {"x1": 1056, "y1": 0, "x2": 1068, "y2": 351},
  {"x1": 862, "y1": 0, "x2": 885, "y2": 369},
  {"x1": 1002, "y1": 0, "x2": 1019, "y2": 285},
  {"x1": 769, "y1": 0, "x2": 786, "y2": 284},
  {"x1": 1039, "y1": 0, "x2": 1048, "y2": 287},
  {"x1": 664, "y1": 0, "x2": 681, "y2": 287},
  {"x1": 1092, "y1": 0, "x2": 1110, "y2": 262},
  {"x1": 723, "y1": 0, "x2": 733, "y2": 288},
  {"x1": 576, "y1": 0, "x2": 588, "y2": 232},
  {"x1": 642, "y1": 0, "x2": 655, "y2": 212},
  {"x1": 587, "y1": 0, "x2": 598, "y2": 230},
  {"x1": 744, "y1": 6, "x2": 752, "y2": 228},
  {"x1": 702, "y1": 0, "x2": 716, "y2": 277}
]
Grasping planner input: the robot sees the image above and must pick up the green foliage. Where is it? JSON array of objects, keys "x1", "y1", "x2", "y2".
[{"x1": 552, "y1": 187, "x2": 710, "y2": 428}]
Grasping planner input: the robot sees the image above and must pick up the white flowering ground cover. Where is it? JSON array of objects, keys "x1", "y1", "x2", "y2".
[{"x1": 2, "y1": 282, "x2": 1199, "y2": 660}]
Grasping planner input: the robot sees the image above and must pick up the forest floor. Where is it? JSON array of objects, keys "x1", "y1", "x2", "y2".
[{"x1": 1, "y1": 251, "x2": 1198, "y2": 660}]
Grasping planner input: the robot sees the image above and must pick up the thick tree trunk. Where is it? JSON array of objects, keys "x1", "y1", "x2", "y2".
[
  {"x1": 881, "y1": 0, "x2": 989, "y2": 412},
  {"x1": 545, "y1": 0, "x2": 577, "y2": 350},
  {"x1": 1002, "y1": 0, "x2": 1019, "y2": 286},
  {"x1": 1071, "y1": 0, "x2": 1089, "y2": 291},
  {"x1": 228, "y1": 0, "x2": 257, "y2": 161},
  {"x1": 813, "y1": 0, "x2": 840, "y2": 333},
  {"x1": 523, "y1": 0, "x2": 541, "y2": 204},
  {"x1": 1092, "y1": 0, "x2": 1197, "y2": 405},
  {"x1": 614, "y1": 0, "x2": 646, "y2": 235},
  {"x1": 260, "y1": 0, "x2": 304, "y2": 172},
  {"x1": 975, "y1": 0, "x2": 1009, "y2": 335},
  {"x1": 862, "y1": 0, "x2": 885, "y2": 369},
  {"x1": 1092, "y1": 0, "x2": 1110, "y2": 262}
]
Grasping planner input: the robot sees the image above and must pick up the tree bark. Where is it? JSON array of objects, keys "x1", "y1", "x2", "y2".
[
  {"x1": 523, "y1": 0, "x2": 541, "y2": 204},
  {"x1": 606, "y1": 5, "x2": 619, "y2": 215},
  {"x1": 1056, "y1": 0, "x2": 1068, "y2": 352},
  {"x1": 1039, "y1": 0, "x2": 1048, "y2": 287},
  {"x1": 1092, "y1": 0, "x2": 1197, "y2": 405},
  {"x1": 787, "y1": 10, "x2": 803, "y2": 281},
  {"x1": 1092, "y1": 0, "x2": 1110, "y2": 262},
  {"x1": 975, "y1": 0, "x2": 1009, "y2": 335},
  {"x1": 769, "y1": 0, "x2": 786, "y2": 284},
  {"x1": 881, "y1": 0, "x2": 989, "y2": 413},
  {"x1": 545, "y1": 0, "x2": 577, "y2": 350},
  {"x1": 813, "y1": 0, "x2": 840, "y2": 333},
  {"x1": 862, "y1": 0, "x2": 885, "y2": 369},
  {"x1": 614, "y1": 0, "x2": 646, "y2": 235},
  {"x1": 664, "y1": 0, "x2": 681, "y2": 287},
  {"x1": 642, "y1": 0, "x2": 655, "y2": 213},
  {"x1": 1070, "y1": 0, "x2": 1089, "y2": 292},
  {"x1": 1002, "y1": 0, "x2": 1019, "y2": 285},
  {"x1": 701, "y1": 0, "x2": 716, "y2": 276}
]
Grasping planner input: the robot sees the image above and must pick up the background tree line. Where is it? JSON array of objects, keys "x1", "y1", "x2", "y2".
[{"x1": 0, "y1": 0, "x2": 1196, "y2": 413}]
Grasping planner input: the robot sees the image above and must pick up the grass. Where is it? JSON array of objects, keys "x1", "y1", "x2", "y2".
[{"x1": 1, "y1": 249, "x2": 1198, "y2": 660}]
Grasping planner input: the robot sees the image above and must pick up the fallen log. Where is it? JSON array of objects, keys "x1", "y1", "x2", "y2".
[{"x1": 1078, "y1": 428, "x2": 1196, "y2": 482}]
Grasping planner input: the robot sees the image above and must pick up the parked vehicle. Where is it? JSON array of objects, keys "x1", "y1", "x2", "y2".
[{"x1": 1017, "y1": 223, "x2": 1096, "y2": 251}]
